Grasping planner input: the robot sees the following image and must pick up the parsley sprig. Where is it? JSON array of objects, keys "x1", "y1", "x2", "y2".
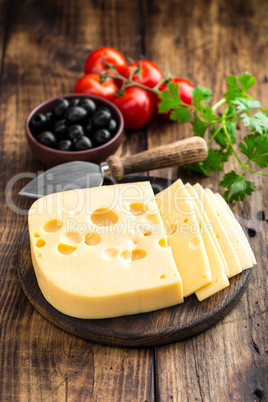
[{"x1": 158, "y1": 73, "x2": 268, "y2": 202}]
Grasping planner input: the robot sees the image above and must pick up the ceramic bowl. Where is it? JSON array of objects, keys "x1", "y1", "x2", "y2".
[{"x1": 25, "y1": 94, "x2": 124, "y2": 167}]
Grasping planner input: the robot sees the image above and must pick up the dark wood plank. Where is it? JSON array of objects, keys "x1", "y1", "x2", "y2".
[
  {"x1": 0, "y1": 0, "x2": 154, "y2": 400},
  {"x1": 147, "y1": 0, "x2": 268, "y2": 400}
]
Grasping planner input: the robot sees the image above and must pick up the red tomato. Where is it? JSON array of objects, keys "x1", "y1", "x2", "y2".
[
  {"x1": 73, "y1": 74, "x2": 118, "y2": 102},
  {"x1": 113, "y1": 87, "x2": 153, "y2": 130},
  {"x1": 84, "y1": 47, "x2": 127, "y2": 75},
  {"x1": 121, "y1": 60, "x2": 163, "y2": 88},
  {"x1": 155, "y1": 78, "x2": 194, "y2": 119}
]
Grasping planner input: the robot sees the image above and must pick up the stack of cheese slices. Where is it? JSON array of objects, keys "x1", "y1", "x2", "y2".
[{"x1": 28, "y1": 179, "x2": 256, "y2": 319}]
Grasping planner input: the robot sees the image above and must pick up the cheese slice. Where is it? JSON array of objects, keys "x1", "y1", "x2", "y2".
[
  {"x1": 185, "y1": 184, "x2": 229, "y2": 300},
  {"x1": 193, "y1": 183, "x2": 242, "y2": 278},
  {"x1": 205, "y1": 189, "x2": 252, "y2": 270},
  {"x1": 186, "y1": 183, "x2": 229, "y2": 277},
  {"x1": 215, "y1": 192, "x2": 256, "y2": 266},
  {"x1": 28, "y1": 182, "x2": 183, "y2": 319},
  {"x1": 155, "y1": 179, "x2": 212, "y2": 297}
]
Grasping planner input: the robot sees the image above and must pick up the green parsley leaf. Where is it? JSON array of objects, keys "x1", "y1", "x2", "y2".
[
  {"x1": 239, "y1": 134, "x2": 268, "y2": 168},
  {"x1": 224, "y1": 75, "x2": 243, "y2": 101},
  {"x1": 200, "y1": 106, "x2": 218, "y2": 122},
  {"x1": 170, "y1": 107, "x2": 190, "y2": 123},
  {"x1": 241, "y1": 113, "x2": 264, "y2": 134},
  {"x1": 192, "y1": 87, "x2": 212, "y2": 107},
  {"x1": 210, "y1": 127, "x2": 227, "y2": 148},
  {"x1": 158, "y1": 90, "x2": 179, "y2": 113},
  {"x1": 220, "y1": 171, "x2": 256, "y2": 202},
  {"x1": 192, "y1": 113, "x2": 210, "y2": 137},
  {"x1": 185, "y1": 149, "x2": 224, "y2": 176},
  {"x1": 233, "y1": 97, "x2": 261, "y2": 112},
  {"x1": 238, "y1": 72, "x2": 255, "y2": 91},
  {"x1": 158, "y1": 82, "x2": 183, "y2": 113}
]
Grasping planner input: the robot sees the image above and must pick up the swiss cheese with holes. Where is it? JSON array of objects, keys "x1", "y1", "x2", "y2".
[{"x1": 28, "y1": 181, "x2": 183, "y2": 319}]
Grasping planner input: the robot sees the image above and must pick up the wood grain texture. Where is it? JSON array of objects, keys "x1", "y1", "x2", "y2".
[{"x1": 0, "y1": 0, "x2": 267, "y2": 400}]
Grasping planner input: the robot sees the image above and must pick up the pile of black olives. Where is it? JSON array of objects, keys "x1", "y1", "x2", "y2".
[{"x1": 29, "y1": 97, "x2": 118, "y2": 151}]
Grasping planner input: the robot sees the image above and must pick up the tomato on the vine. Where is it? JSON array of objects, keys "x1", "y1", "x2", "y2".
[
  {"x1": 73, "y1": 74, "x2": 118, "y2": 102},
  {"x1": 84, "y1": 47, "x2": 127, "y2": 75},
  {"x1": 155, "y1": 78, "x2": 194, "y2": 118},
  {"x1": 121, "y1": 60, "x2": 163, "y2": 88},
  {"x1": 113, "y1": 87, "x2": 153, "y2": 130}
]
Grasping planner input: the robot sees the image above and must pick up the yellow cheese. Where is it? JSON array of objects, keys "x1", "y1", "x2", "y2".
[
  {"x1": 193, "y1": 183, "x2": 242, "y2": 277},
  {"x1": 155, "y1": 179, "x2": 212, "y2": 297},
  {"x1": 215, "y1": 192, "x2": 256, "y2": 266},
  {"x1": 186, "y1": 183, "x2": 229, "y2": 277},
  {"x1": 28, "y1": 182, "x2": 183, "y2": 319},
  {"x1": 185, "y1": 184, "x2": 229, "y2": 300},
  {"x1": 206, "y1": 189, "x2": 253, "y2": 270}
]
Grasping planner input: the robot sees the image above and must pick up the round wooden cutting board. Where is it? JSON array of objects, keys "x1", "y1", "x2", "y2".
[{"x1": 17, "y1": 176, "x2": 251, "y2": 347}]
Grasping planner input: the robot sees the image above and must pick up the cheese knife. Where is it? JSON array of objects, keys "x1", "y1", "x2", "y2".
[{"x1": 19, "y1": 136, "x2": 208, "y2": 198}]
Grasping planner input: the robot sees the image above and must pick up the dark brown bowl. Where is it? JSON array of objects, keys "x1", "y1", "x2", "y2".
[{"x1": 25, "y1": 94, "x2": 124, "y2": 167}]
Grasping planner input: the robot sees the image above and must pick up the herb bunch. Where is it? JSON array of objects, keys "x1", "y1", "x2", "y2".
[{"x1": 158, "y1": 72, "x2": 268, "y2": 202}]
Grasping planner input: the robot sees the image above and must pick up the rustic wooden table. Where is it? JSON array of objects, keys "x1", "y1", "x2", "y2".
[{"x1": 0, "y1": 0, "x2": 267, "y2": 400}]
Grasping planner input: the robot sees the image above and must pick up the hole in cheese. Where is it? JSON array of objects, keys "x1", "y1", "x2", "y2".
[
  {"x1": 85, "y1": 232, "x2": 101, "y2": 246},
  {"x1": 159, "y1": 238, "x2": 167, "y2": 248},
  {"x1": 36, "y1": 239, "x2": 45, "y2": 248},
  {"x1": 160, "y1": 274, "x2": 166, "y2": 280},
  {"x1": 129, "y1": 202, "x2": 147, "y2": 216},
  {"x1": 34, "y1": 232, "x2": 40, "y2": 238},
  {"x1": 102, "y1": 248, "x2": 119, "y2": 260},
  {"x1": 43, "y1": 219, "x2": 63, "y2": 233},
  {"x1": 131, "y1": 249, "x2": 147, "y2": 262},
  {"x1": 91, "y1": 208, "x2": 118, "y2": 226},
  {"x1": 189, "y1": 236, "x2": 201, "y2": 249},
  {"x1": 166, "y1": 224, "x2": 177, "y2": 236},
  {"x1": 57, "y1": 243, "x2": 77, "y2": 255},
  {"x1": 143, "y1": 230, "x2": 152, "y2": 236},
  {"x1": 145, "y1": 214, "x2": 160, "y2": 224},
  {"x1": 120, "y1": 250, "x2": 131, "y2": 260},
  {"x1": 62, "y1": 231, "x2": 83, "y2": 244}
]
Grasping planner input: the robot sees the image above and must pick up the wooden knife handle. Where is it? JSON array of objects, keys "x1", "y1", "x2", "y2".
[{"x1": 106, "y1": 136, "x2": 208, "y2": 181}]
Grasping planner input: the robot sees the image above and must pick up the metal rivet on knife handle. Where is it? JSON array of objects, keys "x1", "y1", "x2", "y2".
[{"x1": 105, "y1": 137, "x2": 208, "y2": 182}]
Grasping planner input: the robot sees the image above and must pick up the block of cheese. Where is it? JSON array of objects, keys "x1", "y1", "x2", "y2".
[
  {"x1": 193, "y1": 183, "x2": 242, "y2": 278},
  {"x1": 28, "y1": 182, "x2": 183, "y2": 319},
  {"x1": 215, "y1": 192, "x2": 256, "y2": 266},
  {"x1": 155, "y1": 179, "x2": 212, "y2": 297},
  {"x1": 205, "y1": 189, "x2": 253, "y2": 270},
  {"x1": 185, "y1": 184, "x2": 229, "y2": 300}
]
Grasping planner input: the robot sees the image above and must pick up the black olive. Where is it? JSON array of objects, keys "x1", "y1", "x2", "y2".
[
  {"x1": 108, "y1": 119, "x2": 117, "y2": 134},
  {"x1": 84, "y1": 119, "x2": 94, "y2": 137},
  {"x1": 73, "y1": 136, "x2": 93, "y2": 151},
  {"x1": 78, "y1": 99, "x2": 96, "y2": 116},
  {"x1": 92, "y1": 129, "x2": 112, "y2": 146},
  {"x1": 54, "y1": 119, "x2": 69, "y2": 138},
  {"x1": 69, "y1": 98, "x2": 80, "y2": 107},
  {"x1": 68, "y1": 125, "x2": 84, "y2": 142},
  {"x1": 30, "y1": 113, "x2": 49, "y2": 135},
  {"x1": 58, "y1": 139, "x2": 73, "y2": 151},
  {"x1": 52, "y1": 98, "x2": 70, "y2": 118},
  {"x1": 37, "y1": 131, "x2": 57, "y2": 147},
  {"x1": 44, "y1": 112, "x2": 54, "y2": 126},
  {"x1": 66, "y1": 106, "x2": 88, "y2": 123},
  {"x1": 92, "y1": 107, "x2": 112, "y2": 128}
]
